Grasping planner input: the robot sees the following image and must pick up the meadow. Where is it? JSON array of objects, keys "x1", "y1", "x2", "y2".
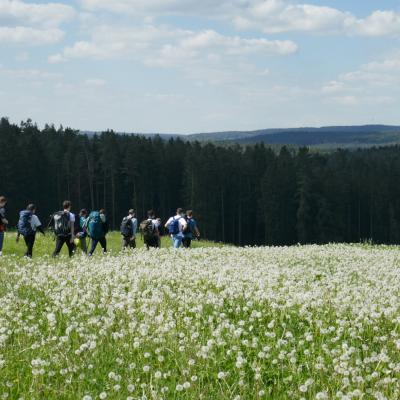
[
  {"x1": 1, "y1": 231, "x2": 222, "y2": 258},
  {"x1": 1, "y1": 241, "x2": 400, "y2": 399}
]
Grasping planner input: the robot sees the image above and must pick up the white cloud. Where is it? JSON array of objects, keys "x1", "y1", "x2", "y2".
[
  {"x1": 241, "y1": 2, "x2": 400, "y2": 37},
  {"x1": 49, "y1": 25, "x2": 297, "y2": 69},
  {"x1": 0, "y1": 27, "x2": 64, "y2": 45},
  {"x1": 352, "y1": 11, "x2": 400, "y2": 37},
  {"x1": 235, "y1": 1, "x2": 352, "y2": 34},
  {"x1": 80, "y1": 0, "x2": 241, "y2": 16},
  {"x1": 79, "y1": 0, "x2": 400, "y2": 37},
  {"x1": 322, "y1": 54, "x2": 400, "y2": 108},
  {"x1": 0, "y1": 0, "x2": 75, "y2": 28},
  {"x1": 0, "y1": 0, "x2": 75, "y2": 46}
]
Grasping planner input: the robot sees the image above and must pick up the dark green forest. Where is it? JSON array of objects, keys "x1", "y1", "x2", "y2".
[{"x1": 1, "y1": 117, "x2": 400, "y2": 245}]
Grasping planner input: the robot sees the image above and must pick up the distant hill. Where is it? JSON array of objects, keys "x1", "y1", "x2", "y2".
[
  {"x1": 187, "y1": 125, "x2": 400, "y2": 147},
  {"x1": 82, "y1": 125, "x2": 400, "y2": 148}
]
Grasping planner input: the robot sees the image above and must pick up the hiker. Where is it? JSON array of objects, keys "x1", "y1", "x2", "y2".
[
  {"x1": 182, "y1": 210, "x2": 201, "y2": 248},
  {"x1": 156, "y1": 217, "x2": 163, "y2": 248},
  {"x1": 16, "y1": 204, "x2": 45, "y2": 258},
  {"x1": 165, "y1": 208, "x2": 187, "y2": 249},
  {"x1": 121, "y1": 209, "x2": 137, "y2": 249},
  {"x1": 74, "y1": 209, "x2": 88, "y2": 254},
  {"x1": 0, "y1": 196, "x2": 8, "y2": 256},
  {"x1": 51, "y1": 200, "x2": 76, "y2": 257},
  {"x1": 140, "y1": 209, "x2": 160, "y2": 250},
  {"x1": 87, "y1": 208, "x2": 108, "y2": 256}
]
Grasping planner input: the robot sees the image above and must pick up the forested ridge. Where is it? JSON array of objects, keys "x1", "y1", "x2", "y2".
[{"x1": 1, "y1": 117, "x2": 400, "y2": 246}]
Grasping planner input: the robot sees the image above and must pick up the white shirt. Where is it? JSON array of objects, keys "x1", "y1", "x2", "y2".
[
  {"x1": 148, "y1": 218, "x2": 160, "y2": 232},
  {"x1": 30, "y1": 215, "x2": 42, "y2": 231},
  {"x1": 166, "y1": 215, "x2": 187, "y2": 231},
  {"x1": 64, "y1": 210, "x2": 75, "y2": 223}
]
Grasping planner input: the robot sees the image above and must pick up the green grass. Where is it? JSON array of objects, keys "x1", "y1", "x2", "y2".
[{"x1": 1, "y1": 231, "x2": 225, "y2": 258}]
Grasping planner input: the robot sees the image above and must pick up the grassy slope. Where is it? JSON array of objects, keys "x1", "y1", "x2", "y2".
[{"x1": 1, "y1": 231, "x2": 224, "y2": 258}]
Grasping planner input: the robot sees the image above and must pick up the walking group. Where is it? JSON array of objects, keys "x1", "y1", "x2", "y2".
[{"x1": 0, "y1": 196, "x2": 200, "y2": 258}]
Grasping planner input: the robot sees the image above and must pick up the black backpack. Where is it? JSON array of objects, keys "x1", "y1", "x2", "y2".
[
  {"x1": 182, "y1": 216, "x2": 192, "y2": 234},
  {"x1": 120, "y1": 217, "x2": 132, "y2": 237},
  {"x1": 140, "y1": 219, "x2": 156, "y2": 241},
  {"x1": 53, "y1": 211, "x2": 71, "y2": 236}
]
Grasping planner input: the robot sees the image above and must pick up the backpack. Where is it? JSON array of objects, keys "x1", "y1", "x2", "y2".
[
  {"x1": 140, "y1": 219, "x2": 156, "y2": 241},
  {"x1": 182, "y1": 217, "x2": 193, "y2": 235},
  {"x1": 0, "y1": 208, "x2": 6, "y2": 231},
  {"x1": 87, "y1": 211, "x2": 104, "y2": 240},
  {"x1": 53, "y1": 211, "x2": 71, "y2": 236},
  {"x1": 168, "y1": 217, "x2": 180, "y2": 235},
  {"x1": 17, "y1": 210, "x2": 34, "y2": 237},
  {"x1": 120, "y1": 217, "x2": 132, "y2": 237}
]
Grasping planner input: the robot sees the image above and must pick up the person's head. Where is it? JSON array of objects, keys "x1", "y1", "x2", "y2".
[
  {"x1": 128, "y1": 209, "x2": 135, "y2": 217},
  {"x1": 176, "y1": 208, "x2": 183, "y2": 216},
  {"x1": 0, "y1": 196, "x2": 7, "y2": 207},
  {"x1": 186, "y1": 210, "x2": 193, "y2": 218},
  {"x1": 27, "y1": 204, "x2": 36, "y2": 214},
  {"x1": 63, "y1": 200, "x2": 71, "y2": 211},
  {"x1": 79, "y1": 209, "x2": 87, "y2": 217},
  {"x1": 148, "y1": 209, "x2": 155, "y2": 218},
  {"x1": 100, "y1": 208, "x2": 106, "y2": 215}
]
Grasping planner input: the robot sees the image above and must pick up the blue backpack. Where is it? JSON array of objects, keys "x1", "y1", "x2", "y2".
[
  {"x1": 18, "y1": 210, "x2": 34, "y2": 237},
  {"x1": 87, "y1": 211, "x2": 104, "y2": 240},
  {"x1": 168, "y1": 217, "x2": 180, "y2": 235}
]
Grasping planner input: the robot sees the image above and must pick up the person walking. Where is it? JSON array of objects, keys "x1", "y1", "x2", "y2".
[
  {"x1": 165, "y1": 208, "x2": 187, "y2": 249},
  {"x1": 74, "y1": 209, "x2": 88, "y2": 254},
  {"x1": 121, "y1": 209, "x2": 138, "y2": 249},
  {"x1": 87, "y1": 209, "x2": 108, "y2": 256},
  {"x1": 0, "y1": 196, "x2": 8, "y2": 256},
  {"x1": 51, "y1": 200, "x2": 76, "y2": 257},
  {"x1": 182, "y1": 210, "x2": 201, "y2": 248},
  {"x1": 16, "y1": 204, "x2": 45, "y2": 258},
  {"x1": 140, "y1": 209, "x2": 160, "y2": 250}
]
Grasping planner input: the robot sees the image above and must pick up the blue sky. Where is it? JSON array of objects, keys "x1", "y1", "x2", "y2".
[{"x1": 1, "y1": 0, "x2": 400, "y2": 133}]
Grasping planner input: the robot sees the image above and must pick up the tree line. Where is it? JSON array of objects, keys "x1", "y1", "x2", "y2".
[{"x1": 1, "y1": 117, "x2": 400, "y2": 246}]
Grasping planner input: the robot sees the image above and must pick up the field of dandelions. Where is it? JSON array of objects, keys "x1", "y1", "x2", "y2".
[{"x1": 1, "y1": 244, "x2": 400, "y2": 400}]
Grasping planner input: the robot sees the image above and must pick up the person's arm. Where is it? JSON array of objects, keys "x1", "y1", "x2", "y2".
[
  {"x1": 132, "y1": 219, "x2": 138, "y2": 237},
  {"x1": 70, "y1": 221, "x2": 75, "y2": 239},
  {"x1": 70, "y1": 214, "x2": 75, "y2": 241},
  {"x1": 33, "y1": 215, "x2": 45, "y2": 235},
  {"x1": 164, "y1": 218, "x2": 171, "y2": 229},
  {"x1": 16, "y1": 232, "x2": 20, "y2": 242},
  {"x1": 0, "y1": 211, "x2": 8, "y2": 226}
]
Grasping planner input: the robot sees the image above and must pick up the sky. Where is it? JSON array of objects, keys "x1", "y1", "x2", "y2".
[{"x1": 1, "y1": 0, "x2": 400, "y2": 134}]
